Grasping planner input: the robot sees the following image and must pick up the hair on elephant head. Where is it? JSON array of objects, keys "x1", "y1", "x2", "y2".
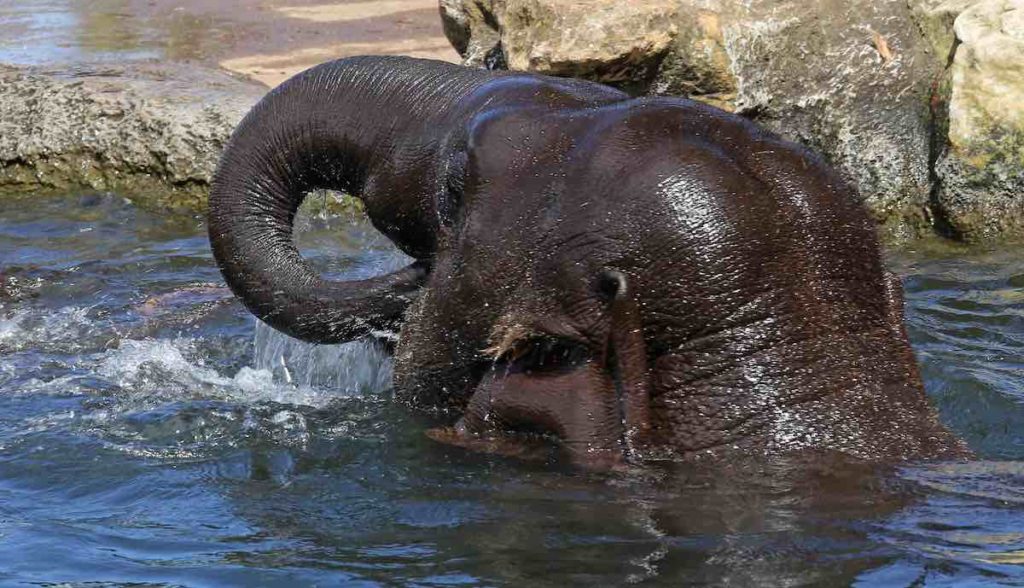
[{"x1": 209, "y1": 56, "x2": 967, "y2": 468}]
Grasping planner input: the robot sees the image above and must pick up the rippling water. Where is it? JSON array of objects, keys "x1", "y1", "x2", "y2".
[{"x1": 1, "y1": 194, "x2": 1023, "y2": 585}]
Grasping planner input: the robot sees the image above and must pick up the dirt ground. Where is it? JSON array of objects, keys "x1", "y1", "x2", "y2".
[{"x1": 130, "y1": 0, "x2": 460, "y2": 86}]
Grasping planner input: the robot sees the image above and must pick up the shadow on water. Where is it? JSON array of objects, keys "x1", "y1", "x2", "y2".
[{"x1": 0, "y1": 193, "x2": 1023, "y2": 585}]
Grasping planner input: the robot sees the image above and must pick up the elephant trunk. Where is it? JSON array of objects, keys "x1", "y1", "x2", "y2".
[{"x1": 208, "y1": 57, "x2": 490, "y2": 343}]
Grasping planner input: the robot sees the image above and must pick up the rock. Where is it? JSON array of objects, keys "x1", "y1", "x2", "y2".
[
  {"x1": 648, "y1": 9, "x2": 736, "y2": 111},
  {"x1": 440, "y1": 0, "x2": 508, "y2": 68},
  {"x1": 909, "y1": 0, "x2": 979, "y2": 60},
  {"x1": 443, "y1": 0, "x2": 949, "y2": 240},
  {"x1": 933, "y1": 0, "x2": 1024, "y2": 241},
  {"x1": 501, "y1": 0, "x2": 678, "y2": 88},
  {"x1": 0, "y1": 62, "x2": 265, "y2": 211},
  {"x1": 721, "y1": 0, "x2": 945, "y2": 240},
  {"x1": 442, "y1": 0, "x2": 680, "y2": 85}
]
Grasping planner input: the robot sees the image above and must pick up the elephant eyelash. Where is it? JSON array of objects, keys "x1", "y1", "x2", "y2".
[{"x1": 499, "y1": 336, "x2": 591, "y2": 375}]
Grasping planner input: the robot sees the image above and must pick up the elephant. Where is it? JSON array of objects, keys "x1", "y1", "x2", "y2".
[{"x1": 209, "y1": 56, "x2": 967, "y2": 468}]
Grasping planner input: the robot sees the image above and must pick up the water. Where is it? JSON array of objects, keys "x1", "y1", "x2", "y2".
[
  {"x1": 0, "y1": 0, "x2": 458, "y2": 88},
  {"x1": 1, "y1": 194, "x2": 1023, "y2": 586},
  {"x1": 0, "y1": 0, "x2": 240, "y2": 66}
]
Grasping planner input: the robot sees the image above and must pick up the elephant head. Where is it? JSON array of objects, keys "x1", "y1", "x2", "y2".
[{"x1": 210, "y1": 56, "x2": 966, "y2": 467}]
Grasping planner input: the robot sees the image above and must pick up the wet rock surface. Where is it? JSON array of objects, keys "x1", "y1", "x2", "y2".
[
  {"x1": 444, "y1": 0, "x2": 1024, "y2": 242},
  {"x1": 0, "y1": 62, "x2": 265, "y2": 211}
]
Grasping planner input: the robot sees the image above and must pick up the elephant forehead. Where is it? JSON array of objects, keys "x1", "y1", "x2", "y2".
[
  {"x1": 458, "y1": 98, "x2": 881, "y2": 321},
  {"x1": 460, "y1": 157, "x2": 758, "y2": 288}
]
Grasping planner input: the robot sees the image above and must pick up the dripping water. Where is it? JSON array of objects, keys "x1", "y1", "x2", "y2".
[{"x1": 252, "y1": 320, "x2": 392, "y2": 394}]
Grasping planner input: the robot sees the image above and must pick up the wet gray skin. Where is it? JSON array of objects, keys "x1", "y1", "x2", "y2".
[
  {"x1": 1, "y1": 193, "x2": 1023, "y2": 584},
  {"x1": 208, "y1": 56, "x2": 964, "y2": 466}
]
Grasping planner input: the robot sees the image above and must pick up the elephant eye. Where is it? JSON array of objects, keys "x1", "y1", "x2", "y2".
[{"x1": 502, "y1": 337, "x2": 590, "y2": 375}]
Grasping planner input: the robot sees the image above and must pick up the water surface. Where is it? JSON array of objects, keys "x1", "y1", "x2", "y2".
[
  {"x1": 0, "y1": 0, "x2": 458, "y2": 88},
  {"x1": 1, "y1": 194, "x2": 1023, "y2": 585}
]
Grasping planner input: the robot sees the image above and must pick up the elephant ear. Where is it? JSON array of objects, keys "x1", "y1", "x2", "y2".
[
  {"x1": 208, "y1": 56, "x2": 495, "y2": 344},
  {"x1": 439, "y1": 149, "x2": 470, "y2": 229}
]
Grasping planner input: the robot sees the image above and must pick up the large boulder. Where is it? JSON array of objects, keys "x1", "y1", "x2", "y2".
[
  {"x1": 677, "y1": 0, "x2": 942, "y2": 241},
  {"x1": 442, "y1": 0, "x2": 1024, "y2": 242},
  {"x1": 0, "y1": 62, "x2": 265, "y2": 210},
  {"x1": 501, "y1": 0, "x2": 678, "y2": 89},
  {"x1": 932, "y1": 0, "x2": 1024, "y2": 240}
]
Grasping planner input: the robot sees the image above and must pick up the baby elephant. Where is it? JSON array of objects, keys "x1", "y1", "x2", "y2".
[{"x1": 209, "y1": 56, "x2": 965, "y2": 467}]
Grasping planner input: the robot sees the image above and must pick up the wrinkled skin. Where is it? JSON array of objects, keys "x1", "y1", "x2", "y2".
[{"x1": 209, "y1": 56, "x2": 967, "y2": 468}]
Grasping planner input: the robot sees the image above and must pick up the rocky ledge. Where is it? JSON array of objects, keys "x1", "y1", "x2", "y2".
[
  {"x1": 0, "y1": 62, "x2": 265, "y2": 211},
  {"x1": 442, "y1": 0, "x2": 1024, "y2": 243},
  {"x1": 1, "y1": 1, "x2": 1019, "y2": 242}
]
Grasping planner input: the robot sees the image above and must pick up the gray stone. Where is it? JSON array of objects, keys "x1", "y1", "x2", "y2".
[
  {"x1": 440, "y1": 0, "x2": 508, "y2": 68},
  {"x1": 933, "y1": 0, "x2": 1024, "y2": 241},
  {"x1": 909, "y1": 0, "x2": 979, "y2": 60},
  {"x1": 0, "y1": 61, "x2": 265, "y2": 211},
  {"x1": 500, "y1": 0, "x2": 678, "y2": 86},
  {"x1": 441, "y1": 0, "x2": 971, "y2": 241},
  {"x1": 705, "y1": 0, "x2": 943, "y2": 241}
]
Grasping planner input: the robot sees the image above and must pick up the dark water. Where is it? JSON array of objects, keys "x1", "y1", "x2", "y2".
[{"x1": 1, "y1": 194, "x2": 1023, "y2": 586}]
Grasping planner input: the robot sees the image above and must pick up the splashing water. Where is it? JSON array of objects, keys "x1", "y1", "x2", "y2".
[
  {"x1": 1, "y1": 193, "x2": 1024, "y2": 585},
  {"x1": 252, "y1": 321, "x2": 392, "y2": 394}
]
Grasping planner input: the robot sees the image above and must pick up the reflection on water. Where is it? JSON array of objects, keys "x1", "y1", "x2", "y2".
[
  {"x1": 0, "y1": 193, "x2": 1023, "y2": 585},
  {"x1": 0, "y1": 0, "x2": 232, "y2": 65}
]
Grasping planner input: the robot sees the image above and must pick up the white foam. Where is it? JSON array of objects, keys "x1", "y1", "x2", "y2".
[
  {"x1": 95, "y1": 327, "x2": 392, "y2": 409},
  {"x1": 0, "y1": 306, "x2": 94, "y2": 352}
]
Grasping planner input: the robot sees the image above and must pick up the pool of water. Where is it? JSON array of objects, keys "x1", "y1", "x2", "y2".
[
  {"x1": 1, "y1": 194, "x2": 1023, "y2": 585},
  {"x1": 0, "y1": 0, "x2": 459, "y2": 88},
  {"x1": 0, "y1": 0, "x2": 242, "y2": 66}
]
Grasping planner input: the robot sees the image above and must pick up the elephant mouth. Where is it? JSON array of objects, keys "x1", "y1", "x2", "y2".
[
  {"x1": 425, "y1": 421, "x2": 560, "y2": 463},
  {"x1": 422, "y1": 271, "x2": 653, "y2": 470},
  {"x1": 425, "y1": 412, "x2": 638, "y2": 471},
  {"x1": 425, "y1": 425, "x2": 635, "y2": 471}
]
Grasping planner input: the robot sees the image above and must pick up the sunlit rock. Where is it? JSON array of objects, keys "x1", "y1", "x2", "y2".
[
  {"x1": 0, "y1": 62, "x2": 264, "y2": 210},
  {"x1": 909, "y1": 0, "x2": 979, "y2": 59},
  {"x1": 440, "y1": 0, "x2": 507, "y2": 67},
  {"x1": 502, "y1": 0, "x2": 678, "y2": 86},
  {"x1": 934, "y1": 0, "x2": 1024, "y2": 241},
  {"x1": 443, "y1": 0, "x2": 948, "y2": 241}
]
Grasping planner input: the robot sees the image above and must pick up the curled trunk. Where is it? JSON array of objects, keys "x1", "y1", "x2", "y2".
[{"x1": 208, "y1": 57, "x2": 494, "y2": 343}]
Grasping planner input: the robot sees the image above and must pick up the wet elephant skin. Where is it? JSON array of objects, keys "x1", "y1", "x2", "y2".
[{"x1": 208, "y1": 56, "x2": 967, "y2": 467}]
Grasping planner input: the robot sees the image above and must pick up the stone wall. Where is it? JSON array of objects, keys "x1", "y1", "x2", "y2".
[
  {"x1": 442, "y1": 0, "x2": 1024, "y2": 242},
  {"x1": 0, "y1": 62, "x2": 264, "y2": 211}
]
